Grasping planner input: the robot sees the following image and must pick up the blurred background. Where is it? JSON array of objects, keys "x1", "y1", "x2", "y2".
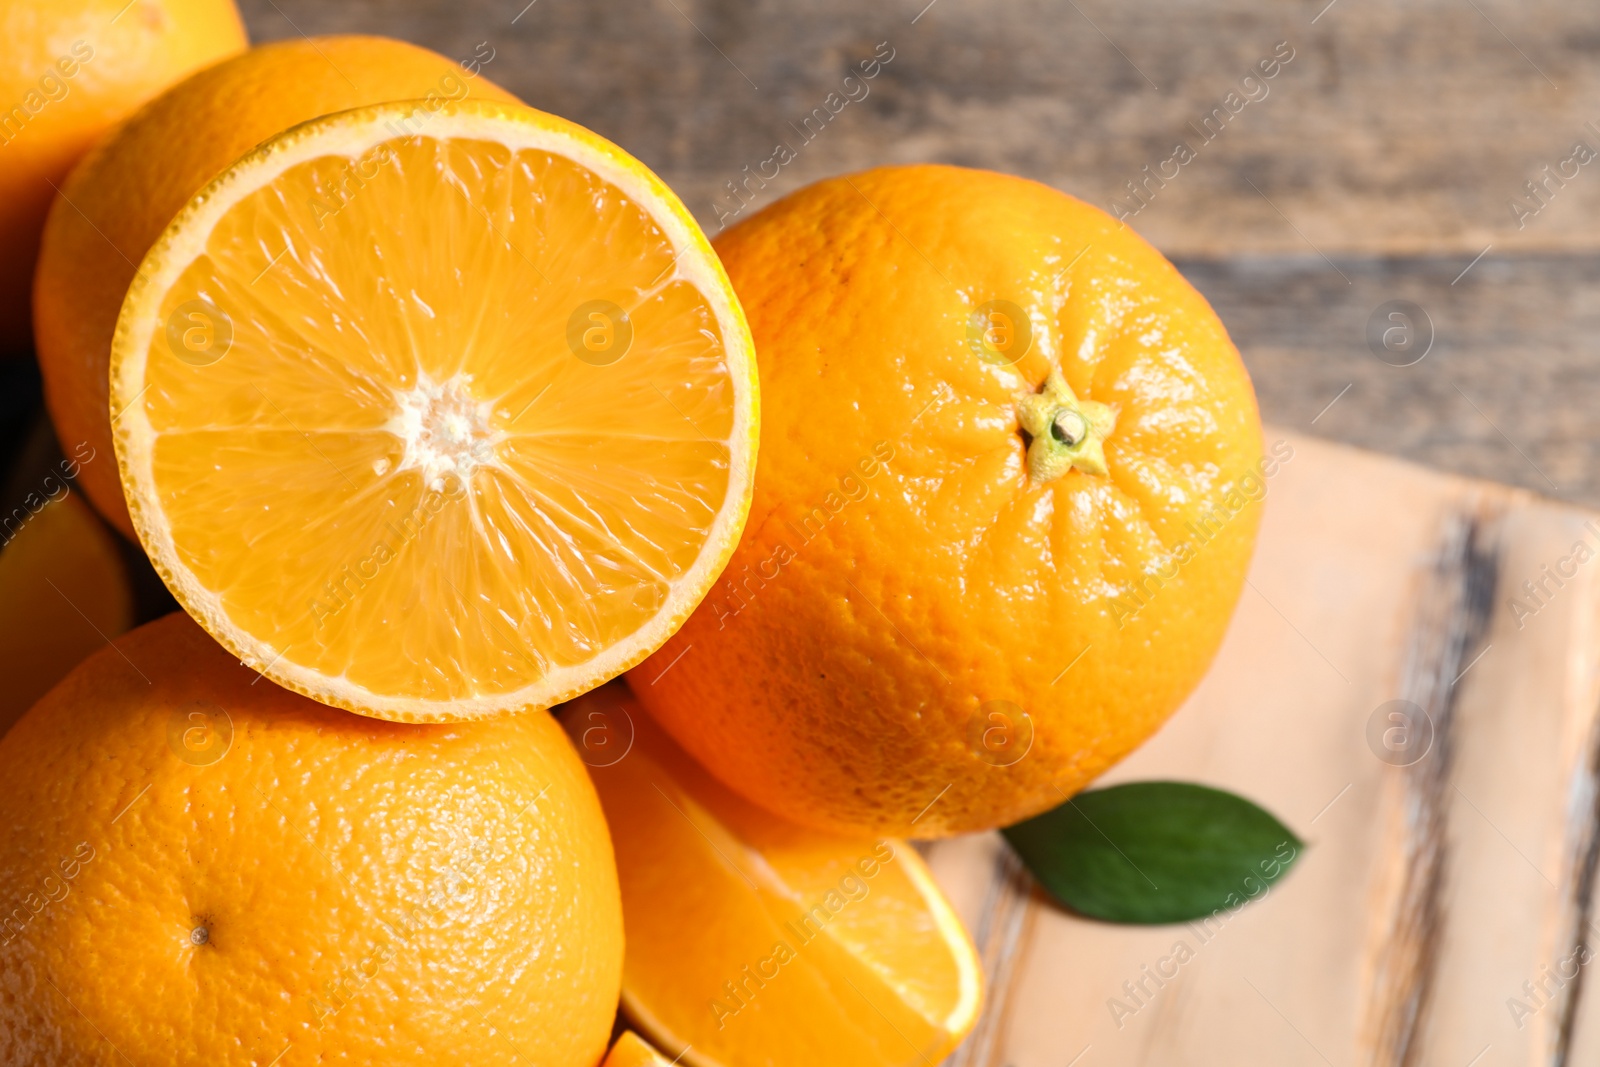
[{"x1": 211, "y1": 0, "x2": 1600, "y2": 508}]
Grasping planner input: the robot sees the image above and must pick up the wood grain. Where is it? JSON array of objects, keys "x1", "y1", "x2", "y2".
[
  {"x1": 1364, "y1": 507, "x2": 1499, "y2": 1065},
  {"x1": 924, "y1": 431, "x2": 1600, "y2": 1065}
]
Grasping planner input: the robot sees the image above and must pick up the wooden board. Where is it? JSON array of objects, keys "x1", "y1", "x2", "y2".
[{"x1": 926, "y1": 429, "x2": 1600, "y2": 1065}]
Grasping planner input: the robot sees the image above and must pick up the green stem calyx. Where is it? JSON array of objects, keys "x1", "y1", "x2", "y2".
[{"x1": 1019, "y1": 368, "x2": 1116, "y2": 483}]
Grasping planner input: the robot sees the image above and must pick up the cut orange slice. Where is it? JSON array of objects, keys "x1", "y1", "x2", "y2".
[
  {"x1": 560, "y1": 684, "x2": 983, "y2": 1067},
  {"x1": 109, "y1": 100, "x2": 757, "y2": 720},
  {"x1": 603, "y1": 1032, "x2": 678, "y2": 1067}
]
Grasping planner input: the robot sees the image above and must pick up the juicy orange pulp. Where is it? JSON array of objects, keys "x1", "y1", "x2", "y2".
[
  {"x1": 112, "y1": 103, "x2": 755, "y2": 720},
  {"x1": 562, "y1": 684, "x2": 982, "y2": 1067}
]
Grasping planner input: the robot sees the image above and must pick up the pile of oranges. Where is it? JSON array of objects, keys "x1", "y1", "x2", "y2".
[{"x1": 0, "y1": 2, "x2": 1264, "y2": 1065}]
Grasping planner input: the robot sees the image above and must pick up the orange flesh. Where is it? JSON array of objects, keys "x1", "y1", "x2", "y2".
[
  {"x1": 565, "y1": 687, "x2": 981, "y2": 1067},
  {"x1": 138, "y1": 136, "x2": 735, "y2": 702}
]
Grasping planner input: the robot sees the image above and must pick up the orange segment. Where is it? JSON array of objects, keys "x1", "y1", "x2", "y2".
[
  {"x1": 109, "y1": 101, "x2": 757, "y2": 721},
  {"x1": 603, "y1": 1032, "x2": 679, "y2": 1067},
  {"x1": 561, "y1": 684, "x2": 982, "y2": 1067}
]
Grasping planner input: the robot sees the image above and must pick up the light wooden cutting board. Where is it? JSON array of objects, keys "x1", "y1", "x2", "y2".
[{"x1": 926, "y1": 429, "x2": 1600, "y2": 1067}]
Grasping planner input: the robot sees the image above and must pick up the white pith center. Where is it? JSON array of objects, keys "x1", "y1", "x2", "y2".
[{"x1": 384, "y1": 372, "x2": 499, "y2": 491}]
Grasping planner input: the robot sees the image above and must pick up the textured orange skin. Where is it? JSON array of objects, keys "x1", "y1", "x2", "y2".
[
  {"x1": 0, "y1": 0, "x2": 246, "y2": 358},
  {"x1": 0, "y1": 0, "x2": 247, "y2": 354},
  {"x1": 0, "y1": 613, "x2": 622, "y2": 1066},
  {"x1": 0, "y1": 492, "x2": 132, "y2": 738},
  {"x1": 629, "y1": 165, "x2": 1265, "y2": 838},
  {"x1": 34, "y1": 35, "x2": 518, "y2": 536}
]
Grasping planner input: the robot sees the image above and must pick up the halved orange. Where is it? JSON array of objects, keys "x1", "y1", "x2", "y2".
[
  {"x1": 561, "y1": 684, "x2": 983, "y2": 1067},
  {"x1": 109, "y1": 100, "x2": 757, "y2": 720}
]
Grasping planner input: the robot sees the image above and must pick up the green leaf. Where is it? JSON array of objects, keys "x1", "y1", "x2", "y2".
[{"x1": 1001, "y1": 781, "x2": 1303, "y2": 925}]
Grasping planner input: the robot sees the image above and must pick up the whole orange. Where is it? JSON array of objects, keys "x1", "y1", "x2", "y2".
[
  {"x1": 0, "y1": 0, "x2": 247, "y2": 353},
  {"x1": 0, "y1": 613, "x2": 623, "y2": 1064},
  {"x1": 34, "y1": 35, "x2": 518, "y2": 537},
  {"x1": 0, "y1": 490, "x2": 132, "y2": 737},
  {"x1": 629, "y1": 165, "x2": 1267, "y2": 837}
]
